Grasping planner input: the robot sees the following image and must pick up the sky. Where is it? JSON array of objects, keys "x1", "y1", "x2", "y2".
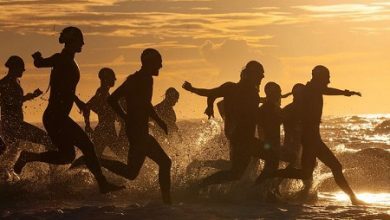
[{"x1": 0, "y1": 0, "x2": 389, "y2": 122}]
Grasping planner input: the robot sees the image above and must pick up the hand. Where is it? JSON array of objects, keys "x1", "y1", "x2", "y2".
[
  {"x1": 32, "y1": 88, "x2": 43, "y2": 98},
  {"x1": 157, "y1": 120, "x2": 168, "y2": 135},
  {"x1": 182, "y1": 81, "x2": 193, "y2": 91},
  {"x1": 345, "y1": 90, "x2": 362, "y2": 97},
  {"x1": 32, "y1": 51, "x2": 42, "y2": 60},
  {"x1": 204, "y1": 106, "x2": 214, "y2": 119}
]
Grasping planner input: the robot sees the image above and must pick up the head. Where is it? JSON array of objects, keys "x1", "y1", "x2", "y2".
[
  {"x1": 164, "y1": 87, "x2": 179, "y2": 106},
  {"x1": 59, "y1": 26, "x2": 84, "y2": 53},
  {"x1": 292, "y1": 83, "x2": 305, "y2": 103},
  {"x1": 239, "y1": 60, "x2": 264, "y2": 89},
  {"x1": 264, "y1": 82, "x2": 282, "y2": 106},
  {"x1": 5, "y1": 56, "x2": 25, "y2": 78},
  {"x1": 311, "y1": 65, "x2": 330, "y2": 88},
  {"x1": 98, "y1": 67, "x2": 116, "y2": 88},
  {"x1": 141, "y1": 48, "x2": 162, "y2": 76}
]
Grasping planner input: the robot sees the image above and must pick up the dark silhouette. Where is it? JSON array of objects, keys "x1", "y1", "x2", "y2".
[
  {"x1": 0, "y1": 56, "x2": 54, "y2": 178},
  {"x1": 182, "y1": 60, "x2": 264, "y2": 188},
  {"x1": 187, "y1": 86, "x2": 292, "y2": 173},
  {"x1": 70, "y1": 68, "x2": 126, "y2": 169},
  {"x1": 255, "y1": 82, "x2": 282, "y2": 200},
  {"x1": 279, "y1": 83, "x2": 313, "y2": 195},
  {"x1": 279, "y1": 83, "x2": 305, "y2": 166},
  {"x1": 13, "y1": 27, "x2": 123, "y2": 193},
  {"x1": 152, "y1": 87, "x2": 180, "y2": 138},
  {"x1": 255, "y1": 65, "x2": 364, "y2": 205},
  {"x1": 99, "y1": 48, "x2": 172, "y2": 204}
]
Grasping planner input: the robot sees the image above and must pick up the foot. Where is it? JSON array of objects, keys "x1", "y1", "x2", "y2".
[
  {"x1": 99, "y1": 182, "x2": 125, "y2": 194},
  {"x1": 13, "y1": 151, "x2": 29, "y2": 174}
]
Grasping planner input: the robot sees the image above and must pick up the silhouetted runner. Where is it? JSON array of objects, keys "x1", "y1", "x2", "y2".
[
  {"x1": 13, "y1": 27, "x2": 123, "y2": 194},
  {"x1": 255, "y1": 82, "x2": 282, "y2": 200},
  {"x1": 255, "y1": 65, "x2": 364, "y2": 205},
  {"x1": 0, "y1": 56, "x2": 54, "y2": 180},
  {"x1": 70, "y1": 68, "x2": 126, "y2": 169},
  {"x1": 279, "y1": 83, "x2": 313, "y2": 196},
  {"x1": 99, "y1": 48, "x2": 172, "y2": 204},
  {"x1": 182, "y1": 60, "x2": 264, "y2": 188},
  {"x1": 152, "y1": 87, "x2": 180, "y2": 139}
]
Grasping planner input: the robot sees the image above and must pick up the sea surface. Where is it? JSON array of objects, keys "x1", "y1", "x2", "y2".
[{"x1": 0, "y1": 114, "x2": 389, "y2": 219}]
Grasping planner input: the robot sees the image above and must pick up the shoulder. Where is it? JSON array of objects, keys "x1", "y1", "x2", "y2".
[
  {"x1": 220, "y1": 82, "x2": 235, "y2": 88},
  {"x1": 218, "y1": 82, "x2": 236, "y2": 93},
  {"x1": 50, "y1": 53, "x2": 62, "y2": 62}
]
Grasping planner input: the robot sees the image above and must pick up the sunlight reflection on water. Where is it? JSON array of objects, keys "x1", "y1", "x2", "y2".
[{"x1": 319, "y1": 192, "x2": 390, "y2": 207}]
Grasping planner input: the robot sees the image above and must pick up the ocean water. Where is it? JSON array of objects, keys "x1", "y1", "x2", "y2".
[{"x1": 0, "y1": 114, "x2": 389, "y2": 219}]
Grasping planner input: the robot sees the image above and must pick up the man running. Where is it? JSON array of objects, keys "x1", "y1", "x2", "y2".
[
  {"x1": 182, "y1": 60, "x2": 264, "y2": 189},
  {"x1": 255, "y1": 65, "x2": 364, "y2": 205},
  {"x1": 99, "y1": 48, "x2": 172, "y2": 204}
]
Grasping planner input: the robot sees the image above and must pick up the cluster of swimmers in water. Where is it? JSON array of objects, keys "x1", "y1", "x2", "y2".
[{"x1": 0, "y1": 26, "x2": 366, "y2": 205}]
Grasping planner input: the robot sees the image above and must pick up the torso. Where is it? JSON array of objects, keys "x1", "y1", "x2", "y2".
[
  {"x1": 222, "y1": 82, "x2": 260, "y2": 140},
  {"x1": 123, "y1": 71, "x2": 153, "y2": 133},
  {"x1": 46, "y1": 52, "x2": 80, "y2": 116},
  {"x1": 92, "y1": 88, "x2": 116, "y2": 130},
  {"x1": 0, "y1": 77, "x2": 24, "y2": 124},
  {"x1": 302, "y1": 82, "x2": 323, "y2": 129},
  {"x1": 257, "y1": 101, "x2": 282, "y2": 145}
]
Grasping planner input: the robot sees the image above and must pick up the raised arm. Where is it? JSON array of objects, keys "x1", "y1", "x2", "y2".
[
  {"x1": 182, "y1": 81, "x2": 229, "y2": 98},
  {"x1": 107, "y1": 81, "x2": 128, "y2": 120},
  {"x1": 32, "y1": 52, "x2": 58, "y2": 68},
  {"x1": 323, "y1": 87, "x2": 361, "y2": 96}
]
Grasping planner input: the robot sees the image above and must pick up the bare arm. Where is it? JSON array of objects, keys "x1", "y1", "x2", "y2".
[
  {"x1": 323, "y1": 87, "x2": 361, "y2": 96},
  {"x1": 205, "y1": 96, "x2": 217, "y2": 119},
  {"x1": 22, "y1": 89, "x2": 43, "y2": 102},
  {"x1": 74, "y1": 95, "x2": 87, "y2": 112},
  {"x1": 149, "y1": 103, "x2": 168, "y2": 134},
  {"x1": 32, "y1": 52, "x2": 58, "y2": 68},
  {"x1": 281, "y1": 92, "x2": 292, "y2": 98},
  {"x1": 182, "y1": 81, "x2": 228, "y2": 98},
  {"x1": 107, "y1": 81, "x2": 128, "y2": 120}
]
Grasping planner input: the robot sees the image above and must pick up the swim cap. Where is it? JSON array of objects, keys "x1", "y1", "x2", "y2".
[
  {"x1": 292, "y1": 83, "x2": 305, "y2": 94},
  {"x1": 264, "y1": 81, "x2": 281, "y2": 96},
  {"x1": 312, "y1": 65, "x2": 330, "y2": 78},
  {"x1": 240, "y1": 60, "x2": 264, "y2": 80},
  {"x1": 59, "y1": 26, "x2": 83, "y2": 44},
  {"x1": 5, "y1": 56, "x2": 24, "y2": 69},
  {"x1": 98, "y1": 67, "x2": 115, "y2": 80},
  {"x1": 165, "y1": 87, "x2": 179, "y2": 99},
  {"x1": 141, "y1": 48, "x2": 161, "y2": 65}
]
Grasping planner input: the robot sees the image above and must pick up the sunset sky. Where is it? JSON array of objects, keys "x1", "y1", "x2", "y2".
[{"x1": 0, "y1": 0, "x2": 389, "y2": 122}]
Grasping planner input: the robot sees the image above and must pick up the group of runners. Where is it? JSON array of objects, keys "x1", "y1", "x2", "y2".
[{"x1": 0, "y1": 26, "x2": 364, "y2": 205}]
